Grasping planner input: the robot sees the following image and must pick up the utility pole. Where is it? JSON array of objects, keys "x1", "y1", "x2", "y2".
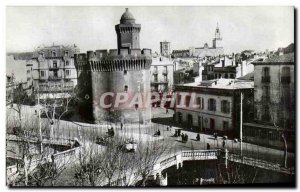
[{"x1": 240, "y1": 92, "x2": 243, "y2": 156}]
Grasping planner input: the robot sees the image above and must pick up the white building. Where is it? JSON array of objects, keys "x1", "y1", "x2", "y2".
[
  {"x1": 174, "y1": 79, "x2": 254, "y2": 137},
  {"x1": 27, "y1": 44, "x2": 79, "y2": 100},
  {"x1": 150, "y1": 56, "x2": 175, "y2": 92}
]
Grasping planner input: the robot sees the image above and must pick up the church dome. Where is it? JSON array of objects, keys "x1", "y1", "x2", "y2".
[{"x1": 120, "y1": 8, "x2": 136, "y2": 24}]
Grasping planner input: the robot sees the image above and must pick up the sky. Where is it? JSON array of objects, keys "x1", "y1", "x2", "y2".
[{"x1": 6, "y1": 6, "x2": 294, "y2": 54}]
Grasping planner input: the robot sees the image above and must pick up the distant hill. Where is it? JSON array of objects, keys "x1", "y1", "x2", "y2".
[{"x1": 7, "y1": 52, "x2": 33, "y2": 60}]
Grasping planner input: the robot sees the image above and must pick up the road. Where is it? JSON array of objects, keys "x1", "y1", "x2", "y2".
[{"x1": 6, "y1": 104, "x2": 295, "y2": 168}]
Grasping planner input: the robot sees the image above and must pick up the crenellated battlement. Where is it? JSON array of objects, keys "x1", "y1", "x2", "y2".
[{"x1": 75, "y1": 48, "x2": 152, "y2": 72}]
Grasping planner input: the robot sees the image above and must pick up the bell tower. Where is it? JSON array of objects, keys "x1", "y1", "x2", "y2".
[
  {"x1": 115, "y1": 8, "x2": 141, "y2": 53},
  {"x1": 212, "y1": 23, "x2": 223, "y2": 48}
]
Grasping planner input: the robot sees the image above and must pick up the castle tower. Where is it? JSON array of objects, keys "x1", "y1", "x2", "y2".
[
  {"x1": 75, "y1": 8, "x2": 152, "y2": 124},
  {"x1": 115, "y1": 8, "x2": 141, "y2": 53},
  {"x1": 160, "y1": 41, "x2": 171, "y2": 57},
  {"x1": 212, "y1": 23, "x2": 223, "y2": 48}
]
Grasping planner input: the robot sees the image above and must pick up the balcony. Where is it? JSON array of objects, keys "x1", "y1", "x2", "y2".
[
  {"x1": 151, "y1": 79, "x2": 169, "y2": 85},
  {"x1": 48, "y1": 75, "x2": 62, "y2": 81},
  {"x1": 152, "y1": 70, "x2": 158, "y2": 75},
  {"x1": 261, "y1": 76, "x2": 270, "y2": 83},
  {"x1": 281, "y1": 76, "x2": 291, "y2": 84},
  {"x1": 162, "y1": 69, "x2": 168, "y2": 75},
  {"x1": 49, "y1": 66, "x2": 59, "y2": 70}
]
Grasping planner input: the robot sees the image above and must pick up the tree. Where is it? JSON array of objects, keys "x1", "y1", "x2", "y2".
[
  {"x1": 72, "y1": 133, "x2": 169, "y2": 187},
  {"x1": 274, "y1": 123, "x2": 287, "y2": 168},
  {"x1": 37, "y1": 86, "x2": 78, "y2": 141}
]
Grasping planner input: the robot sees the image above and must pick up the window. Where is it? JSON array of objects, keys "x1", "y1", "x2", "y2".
[
  {"x1": 262, "y1": 106, "x2": 271, "y2": 122},
  {"x1": 27, "y1": 70, "x2": 30, "y2": 74},
  {"x1": 52, "y1": 51, "x2": 57, "y2": 57},
  {"x1": 54, "y1": 71, "x2": 58, "y2": 77},
  {"x1": 66, "y1": 61, "x2": 70, "y2": 66},
  {"x1": 65, "y1": 70, "x2": 71, "y2": 76},
  {"x1": 262, "y1": 86, "x2": 270, "y2": 101},
  {"x1": 225, "y1": 73, "x2": 228, "y2": 79},
  {"x1": 124, "y1": 70, "x2": 127, "y2": 75},
  {"x1": 196, "y1": 97, "x2": 201, "y2": 108},
  {"x1": 40, "y1": 71, "x2": 45, "y2": 77},
  {"x1": 201, "y1": 98, "x2": 204, "y2": 109},
  {"x1": 64, "y1": 51, "x2": 69, "y2": 57},
  {"x1": 53, "y1": 60, "x2": 57, "y2": 68},
  {"x1": 230, "y1": 74, "x2": 234, "y2": 79},
  {"x1": 281, "y1": 67, "x2": 291, "y2": 84},
  {"x1": 208, "y1": 98, "x2": 216, "y2": 111},
  {"x1": 177, "y1": 95, "x2": 181, "y2": 105},
  {"x1": 221, "y1": 100, "x2": 230, "y2": 114},
  {"x1": 262, "y1": 67, "x2": 270, "y2": 83},
  {"x1": 185, "y1": 95, "x2": 191, "y2": 107},
  {"x1": 124, "y1": 85, "x2": 128, "y2": 92},
  {"x1": 263, "y1": 67, "x2": 270, "y2": 77},
  {"x1": 223, "y1": 121, "x2": 229, "y2": 130}
]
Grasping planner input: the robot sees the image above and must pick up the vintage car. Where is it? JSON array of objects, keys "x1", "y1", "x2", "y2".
[{"x1": 118, "y1": 139, "x2": 137, "y2": 152}]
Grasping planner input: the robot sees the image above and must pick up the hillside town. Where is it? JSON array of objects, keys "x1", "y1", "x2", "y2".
[{"x1": 6, "y1": 7, "x2": 295, "y2": 187}]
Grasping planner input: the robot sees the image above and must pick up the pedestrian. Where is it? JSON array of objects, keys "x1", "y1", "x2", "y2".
[
  {"x1": 166, "y1": 108, "x2": 169, "y2": 114},
  {"x1": 121, "y1": 123, "x2": 123, "y2": 130},
  {"x1": 181, "y1": 133, "x2": 184, "y2": 142},
  {"x1": 35, "y1": 109, "x2": 37, "y2": 115},
  {"x1": 157, "y1": 129, "x2": 161, "y2": 136},
  {"x1": 214, "y1": 133, "x2": 217, "y2": 140},
  {"x1": 167, "y1": 126, "x2": 169, "y2": 131},
  {"x1": 207, "y1": 143, "x2": 210, "y2": 150},
  {"x1": 185, "y1": 134, "x2": 188, "y2": 142},
  {"x1": 196, "y1": 133, "x2": 200, "y2": 141},
  {"x1": 222, "y1": 140, "x2": 226, "y2": 148}
]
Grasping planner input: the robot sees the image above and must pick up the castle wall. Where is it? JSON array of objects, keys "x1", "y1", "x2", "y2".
[{"x1": 76, "y1": 49, "x2": 152, "y2": 123}]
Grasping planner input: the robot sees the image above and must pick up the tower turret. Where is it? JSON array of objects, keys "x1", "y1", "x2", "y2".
[{"x1": 115, "y1": 8, "x2": 141, "y2": 53}]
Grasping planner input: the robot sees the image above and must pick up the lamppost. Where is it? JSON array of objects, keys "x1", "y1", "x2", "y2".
[{"x1": 137, "y1": 81, "x2": 141, "y2": 141}]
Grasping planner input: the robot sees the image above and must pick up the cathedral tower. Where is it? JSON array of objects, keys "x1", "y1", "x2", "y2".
[{"x1": 212, "y1": 23, "x2": 223, "y2": 48}]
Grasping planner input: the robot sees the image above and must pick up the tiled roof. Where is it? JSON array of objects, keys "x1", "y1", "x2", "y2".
[{"x1": 260, "y1": 53, "x2": 294, "y2": 63}]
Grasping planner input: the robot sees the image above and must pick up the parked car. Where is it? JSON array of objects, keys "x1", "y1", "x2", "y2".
[{"x1": 118, "y1": 139, "x2": 137, "y2": 152}]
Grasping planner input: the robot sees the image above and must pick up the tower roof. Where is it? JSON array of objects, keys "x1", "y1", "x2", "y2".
[{"x1": 120, "y1": 8, "x2": 136, "y2": 24}]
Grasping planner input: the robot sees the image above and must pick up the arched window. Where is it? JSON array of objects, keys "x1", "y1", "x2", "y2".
[
  {"x1": 52, "y1": 51, "x2": 57, "y2": 57},
  {"x1": 208, "y1": 98, "x2": 216, "y2": 111}
]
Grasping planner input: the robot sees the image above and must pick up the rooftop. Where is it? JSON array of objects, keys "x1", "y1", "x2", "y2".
[
  {"x1": 253, "y1": 52, "x2": 294, "y2": 64},
  {"x1": 120, "y1": 8, "x2": 136, "y2": 24},
  {"x1": 178, "y1": 78, "x2": 254, "y2": 90}
]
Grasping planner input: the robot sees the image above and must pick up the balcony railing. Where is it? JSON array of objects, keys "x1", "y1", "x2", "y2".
[
  {"x1": 152, "y1": 70, "x2": 158, "y2": 75},
  {"x1": 49, "y1": 66, "x2": 59, "y2": 70},
  {"x1": 48, "y1": 75, "x2": 62, "y2": 80},
  {"x1": 261, "y1": 76, "x2": 270, "y2": 83},
  {"x1": 151, "y1": 80, "x2": 169, "y2": 84},
  {"x1": 162, "y1": 70, "x2": 168, "y2": 75},
  {"x1": 281, "y1": 76, "x2": 291, "y2": 84}
]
